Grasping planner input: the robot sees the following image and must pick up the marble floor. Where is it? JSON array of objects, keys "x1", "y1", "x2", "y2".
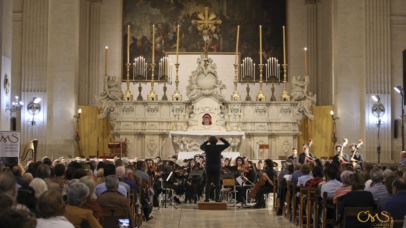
[{"x1": 142, "y1": 203, "x2": 297, "y2": 228}]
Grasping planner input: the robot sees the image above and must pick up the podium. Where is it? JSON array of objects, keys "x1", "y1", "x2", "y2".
[{"x1": 107, "y1": 142, "x2": 127, "y2": 158}]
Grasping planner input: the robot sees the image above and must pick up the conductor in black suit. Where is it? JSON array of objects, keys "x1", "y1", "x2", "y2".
[{"x1": 200, "y1": 136, "x2": 230, "y2": 202}]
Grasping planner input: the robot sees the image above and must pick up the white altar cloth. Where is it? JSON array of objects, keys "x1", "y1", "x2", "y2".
[
  {"x1": 177, "y1": 151, "x2": 241, "y2": 160},
  {"x1": 169, "y1": 130, "x2": 245, "y2": 139}
]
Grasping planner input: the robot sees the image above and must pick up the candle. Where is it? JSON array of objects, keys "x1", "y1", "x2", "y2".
[
  {"x1": 235, "y1": 25, "x2": 240, "y2": 65},
  {"x1": 259, "y1": 25, "x2": 262, "y2": 65},
  {"x1": 283, "y1": 26, "x2": 286, "y2": 64},
  {"x1": 104, "y1": 46, "x2": 109, "y2": 76},
  {"x1": 304, "y1": 47, "x2": 308, "y2": 75},
  {"x1": 152, "y1": 24, "x2": 155, "y2": 64},
  {"x1": 127, "y1": 25, "x2": 131, "y2": 64},
  {"x1": 176, "y1": 24, "x2": 180, "y2": 64}
]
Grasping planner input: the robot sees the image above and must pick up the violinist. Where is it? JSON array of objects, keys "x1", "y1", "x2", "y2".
[
  {"x1": 252, "y1": 159, "x2": 275, "y2": 208},
  {"x1": 299, "y1": 140, "x2": 316, "y2": 164}
]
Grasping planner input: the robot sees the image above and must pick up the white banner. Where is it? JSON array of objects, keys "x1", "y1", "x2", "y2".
[{"x1": 0, "y1": 131, "x2": 20, "y2": 157}]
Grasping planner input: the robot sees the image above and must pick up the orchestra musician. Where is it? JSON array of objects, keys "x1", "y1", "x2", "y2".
[
  {"x1": 252, "y1": 159, "x2": 275, "y2": 208},
  {"x1": 298, "y1": 139, "x2": 317, "y2": 164},
  {"x1": 332, "y1": 138, "x2": 350, "y2": 166},
  {"x1": 287, "y1": 148, "x2": 299, "y2": 164},
  {"x1": 200, "y1": 136, "x2": 230, "y2": 202},
  {"x1": 350, "y1": 139, "x2": 364, "y2": 168}
]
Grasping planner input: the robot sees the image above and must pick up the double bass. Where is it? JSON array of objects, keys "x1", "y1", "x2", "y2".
[{"x1": 249, "y1": 174, "x2": 268, "y2": 199}]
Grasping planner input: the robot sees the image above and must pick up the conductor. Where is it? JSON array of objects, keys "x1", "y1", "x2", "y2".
[{"x1": 200, "y1": 136, "x2": 230, "y2": 202}]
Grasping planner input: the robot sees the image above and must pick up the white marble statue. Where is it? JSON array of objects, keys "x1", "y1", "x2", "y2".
[
  {"x1": 186, "y1": 57, "x2": 226, "y2": 101},
  {"x1": 290, "y1": 75, "x2": 316, "y2": 121},
  {"x1": 96, "y1": 76, "x2": 122, "y2": 119}
]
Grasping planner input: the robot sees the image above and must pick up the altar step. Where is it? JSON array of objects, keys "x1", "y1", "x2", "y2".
[{"x1": 197, "y1": 201, "x2": 227, "y2": 210}]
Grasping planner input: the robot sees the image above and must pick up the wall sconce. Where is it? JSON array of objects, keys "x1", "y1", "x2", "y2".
[
  {"x1": 371, "y1": 94, "x2": 385, "y2": 164},
  {"x1": 394, "y1": 85, "x2": 404, "y2": 151},
  {"x1": 27, "y1": 97, "x2": 41, "y2": 126}
]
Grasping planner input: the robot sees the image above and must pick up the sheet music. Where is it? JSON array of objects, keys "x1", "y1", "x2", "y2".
[{"x1": 236, "y1": 176, "x2": 243, "y2": 185}]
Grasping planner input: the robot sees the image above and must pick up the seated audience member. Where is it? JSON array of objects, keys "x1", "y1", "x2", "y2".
[
  {"x1": 29, "y1": 178, "x2": 48, "y2": 199},
  {"x1": 35, "y1": 164, "x2": 59, "y2": 191},
  {"x1": 51, "y1": 163, "x2": 66, "y2": 190},
  {"x1": 95, "y1": 163, "x2": 127, "y2": 197},
  {"x1": 291, "y1": 164, "x2": 303, "y2": 186},
  {"x1": 333, "y1": 170, "x2": 353, "y2": 203},
  {"x1": 115, "y1": 166, "x2": 130, "y2": 193},
  {"x1": 254, "y1": 159, "x2": 275, "y2": 208},
  {"x1": 305, "y1": 165, "x2": 324, "y2": 188},
  {"x1": 0, "y1": 193, "x2": 13, "y2": 213},
  {"x1": 36, "y1": 190, "x2": 74, "y2": 228},
  {"x1": 97, "y1": 175, "x2": 132, "y2": 222},
  {"x1": 383, "y1": 179, "x2": 406, "y2": 220},
  {"x1": 364, "y1": 167, "x2": 390, "y2": 208},
  {"x1": 297, "y1": 164, "x2": 312, "y2": 187},
  {"x1": 400, "y1": 151, "x2": 406, "y2": 166},
  {"x1": 11, "y1": 164, "x2": 28, "y2": 187},
  {"x1": 64, "y1": 181, "x2": 102, "y2": 228},
  {"x1": 16, "y1": 184, "x2": 36, "y2": 213},
  {"x1": 0, "y1": 172, "x2": 17, "y2": 200},
  {"x1": 320, "y1": 165, "x2": 342, "y2": 198},
  {"x1": 337, "y1": 173, "x2": 376, "y2": 228},
  {"x1": 0, "y1": 208, "x2": 36, "y2": 228},
  {"x1": 80, "y1": 176, "x2": 104, "y2": 222}
]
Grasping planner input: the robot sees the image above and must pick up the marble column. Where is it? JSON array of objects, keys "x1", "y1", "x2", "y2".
[
  {"x1": 364, "y1": 0, "x2": 392, "y2": 162},
  {"x1": 0, "y1": 0, "x2": 13, "y2": 130},
  {"x1": 78, "y1": 0, "x2": 101, "y2": 105},
  {"x1": 20, "y1": 0, "x2": 49, "y2": 154},
  {"x1": 305, "y1": 0, "x2": 319, "y2": 98}
]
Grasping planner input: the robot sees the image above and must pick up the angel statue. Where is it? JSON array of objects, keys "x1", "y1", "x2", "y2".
[{"x1": 97, "y1": 76, "x2": 122, "y2": 118}]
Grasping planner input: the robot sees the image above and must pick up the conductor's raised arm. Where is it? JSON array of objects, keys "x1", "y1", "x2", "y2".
[
  {"x1": 200, "y1": 140, "x2": 209, "y2": 151},
  {"x1": 219, "y1": 137, "x2": 230, "y2": 150}
]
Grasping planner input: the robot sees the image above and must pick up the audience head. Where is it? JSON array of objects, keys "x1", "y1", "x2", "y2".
[
  {"x1": 370, "y1": 167, "x2": 384, "y2": 183},
  {"x1": 54, "y1": 163, "x2": 65, "y2": 177},
  {"x1": 116, "y1": 166, "x2": 125, "y2": 178},
  {"x1": 208, "y1": 136, "x2": 218, "y2": 145},
  {"x1": 400, "y1": 151, "x2": 406, "y2": 161},
  {"x1": 35, "y1": 164, "x2": 51, "y2": 179},
  {"x1": 350, "y1": 173, "x2": 365, "y2": 190},
  {"x1": 80, "y1": 176, "x2": 97, "y2": 200},
  {"x1": 0, "y1": 172, "x2": 17, "y2": 198},
  {"x1": 324, "y1": 165, "x2": 338, "y2": 181},
  {"x1": 29, "y1": 178, "x2": 48, "y2": 199},
  {"x1": 22, "y1": 173, "x2": 33, "y2": 184},
  {"x1": 105, "y1": 175, "x2": 119, "y2": 191},
  {"x1": 312, "y1": 166, "x2": 323, "y2": 178},
  {"x1": 103, "y1": 163, "x2": 116, "y2": 177},
  {"x1": 0, "y1": 209, "x2": 36, "y2": 228},
  {"x1": 42, "y1": 157, "x2": 52, "y2": 167},
  {"x1": 136, "y1": 161, "x2": 146, "y2": 171},
  {"x1": 37, "y1": 190, "x2": 65, "y2": 218},
  {"x1": 340, "y1": 170, "x2": 354, "y2": 185},
  {"x1": 264, "y1": 159, "x2": 274, "y2": 169},
  {"x1": 392, "y1": 178, "x2": 406, "y2": 194},
  {"x1": 0, "y1": 193, "x2": 13, "y2": 212},
  {"x1": 66, "y1": 180, "x2": 89, "y2": 206},
  {"x1": 11, "y1": 165, "x2": 22, "y2": 177}
]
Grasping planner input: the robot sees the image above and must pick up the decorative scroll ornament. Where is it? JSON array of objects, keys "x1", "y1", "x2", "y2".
[
  {"x1": 96, "y1": 76, "x2": 122, "y2": 119},
  {"x1": 186, "y1": 57, "x2": 226, "y2": 102},
  {"x1": 290, "y1": 75, "x2": 316, "y2": 121}
]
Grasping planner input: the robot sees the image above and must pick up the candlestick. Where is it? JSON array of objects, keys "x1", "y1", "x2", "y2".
[
  {"x1": 148, "y1": 24, "x2": 157, "y2": 101},
  {"x1": 104, "y1": 46, "x2": 109, "y2": 76},
  {"x1": 127, "y1": 25, "x2": 131, "y2": 65},
  {"x1": 283, "y1": 26, "x2": 286, "y2": 64},
  {"x1": 176, "y1": 24, "x2": 180, "y2": 64},
  {"x1": 231, "y1": 25, "x2": 241, "y2": 101},
  {"x1": 152, "y1": 24, "x2": 155, "y2": 67},
  {"x1": 304, "y1": 47, "x2": 308, "y2": 75},
  {"x1": 259, "y1": 25, "x2": 263, "y2": 66}
]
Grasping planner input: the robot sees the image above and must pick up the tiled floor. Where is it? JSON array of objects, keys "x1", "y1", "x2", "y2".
[{"x1": 142, "y1": 202, "x2": 297, "y2": 228}]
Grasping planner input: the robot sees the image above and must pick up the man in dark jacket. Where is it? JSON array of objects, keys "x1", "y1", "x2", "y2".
[{"x1": 200, "y1": 136, "x2": 230, "y2": 202}]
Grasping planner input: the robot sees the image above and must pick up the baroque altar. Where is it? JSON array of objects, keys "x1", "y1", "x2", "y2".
[{"x1": 97, "y1": 55, "x2": 315, "y2": 160}]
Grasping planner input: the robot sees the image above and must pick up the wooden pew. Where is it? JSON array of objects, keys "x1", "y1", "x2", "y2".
[
  {"x1": 273, "y1": 175, "x2": 279, "y2": 211},
  {"x1": 284, "y1": 180, "x2": 292, "y2": 220},
  {"x1": 291, "y1": 182, "x2": 299, "y2": 225},
  {"x1": 321, "y1": 192, "x2": 336, "y2": 228}
]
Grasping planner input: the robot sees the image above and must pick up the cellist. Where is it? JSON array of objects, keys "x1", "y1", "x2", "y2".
[{"x1": 252, "y1": 159, "x2": 275, "y2": 208}]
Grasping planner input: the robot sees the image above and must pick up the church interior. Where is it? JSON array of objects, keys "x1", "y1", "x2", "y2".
[{"x1": 0, "y1": 0, "x2": 406, "y2": 227}]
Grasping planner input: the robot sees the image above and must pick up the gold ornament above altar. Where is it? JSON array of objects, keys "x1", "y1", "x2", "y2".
[{"x1": 192, "y1": 7, "x2": 222, "y2": 57}]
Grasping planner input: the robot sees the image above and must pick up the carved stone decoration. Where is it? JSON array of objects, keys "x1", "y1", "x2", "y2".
[
  {"x1": 187, "y1": 97, "x2": 225, "y2": 131},
  {"x1": 186, "y1": 57, "x2": 226, "y2": 102},
  {"x1": 290, "y1": 75, "x2": 316, "y2": 122},
  {"x1": 96, "y1": 76, "x2": 123, "y2": 119}
]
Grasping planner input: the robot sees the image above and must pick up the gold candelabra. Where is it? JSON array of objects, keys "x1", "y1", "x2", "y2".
[
  {"x1": 281, "y1": 25, "x2": 290, "y2": 101},
  {"x1": 231, "y1": 25, "x2": 241, "y2": 101},
  {"x1": 256, "y1": 25, "x2": 266, "y2": 102},
  {"x1": 172, "y1": 24, "x2": 182, "y2": 101},
  {"x1": 147, "y1": 24, "x2": 158, "y2": 101}
]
